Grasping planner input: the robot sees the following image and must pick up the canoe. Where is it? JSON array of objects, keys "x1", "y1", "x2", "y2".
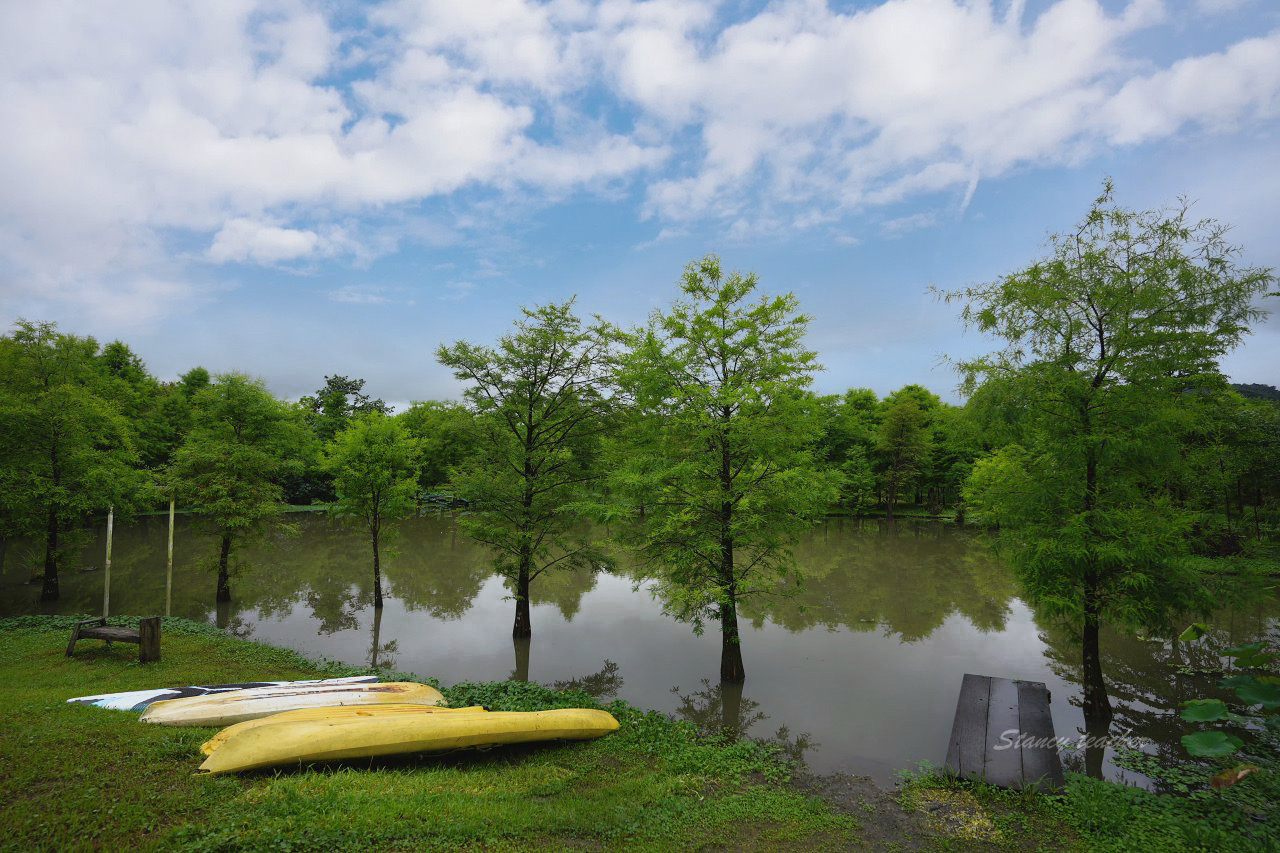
[
  {"x1": 198, "y1": 707, "x2": 621, "y2": 774},
  {"x1": 67, "y1": 676, "x2": 379, "y2": 712},
  {"x1": 139, "y1": 681, "x2": 443, "y2": 726},
  {"x1": 200, "y1": 704, "x2": 489, "y2": 755}
]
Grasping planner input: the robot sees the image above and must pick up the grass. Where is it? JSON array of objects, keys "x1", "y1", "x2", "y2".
[
  {"x1": 899, "y1": 748, "x2": 1279, "y2": 853},
  {"x1": 0, "y1": 615, "x2": 869, "y2": 851},
  {"x1": 13, "y1": 615, "x2": 1261, "y2": 851}
]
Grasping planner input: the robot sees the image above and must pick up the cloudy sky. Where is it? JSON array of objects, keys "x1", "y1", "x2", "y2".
[{"x1": 1, "y1": 0, "x2": 1277, "y2": 406}]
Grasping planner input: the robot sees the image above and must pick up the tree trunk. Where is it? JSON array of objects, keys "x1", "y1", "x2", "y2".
[
  {"x1": 41, "y1": 506, "x2": 59, "y2": 601},
  {"x1": 1081, "y1": 569, "x2": 1112, "y2": 727},
  {"x1": 371, "y1": 521, "x2": 384, "y2": 609},
  {"x1": 216, "y1": 531, "x2": 232, "y2": 602},
  {"x1": 719, "y1": 421, "x2": 745, "y2": 684},
  {"x1": 513, "y1": 564, "x2": 532, "y2": 638},
  {"x1": 512, "y1": 636, "x2": 531, "y2": 682},
  {"x1": 720, "y1": 593, "x2": 745, "y2": 683},
  {"x1": 720, "y1": 678, "x2": 745, "y2": 739}
]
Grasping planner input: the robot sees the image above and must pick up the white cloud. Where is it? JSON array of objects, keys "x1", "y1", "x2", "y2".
[
  {"x1": 0, "y1": 0, "x2": 1277, "y2": 321},
  {"x1": 328, "y1": 284, "x2": 391, "y2": 304},
  {"x1": 442, "y1": 280, "x2": 475, "y2": 300},
  {"x1": 207, "y1": 219, "x2": 320, "y2": 264}
]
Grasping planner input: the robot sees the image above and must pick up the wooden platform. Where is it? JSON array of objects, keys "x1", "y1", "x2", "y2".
[
  {"x1": 944, "y1": 673, "x2": 1064, "y2": 791},
  {"x1": 66, "y1": 617, "x2": 161, "y2": 663}
]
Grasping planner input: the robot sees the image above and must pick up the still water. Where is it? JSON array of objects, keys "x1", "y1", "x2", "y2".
[{"x1": 3, "y1": 513, "x2": 1276, "y2": 784}]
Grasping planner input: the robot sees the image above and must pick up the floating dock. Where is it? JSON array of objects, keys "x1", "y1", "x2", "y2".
[{"x1": 944, "y1": 673, "x2": 1064, "y2": 791}]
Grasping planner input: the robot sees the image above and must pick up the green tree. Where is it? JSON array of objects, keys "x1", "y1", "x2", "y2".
[
  {"x1": 0, "y1": 321, "x2": 142, "y2": 600},
  {"x1": 171, "y1": 373, "x2": 310, "y2": 602},
  {"x1": 397, "y1": 400, "x2": 480, "y2": 492},
  {"x1": 300, "y1": 375, "x2": 390, "y2": 444},
  {"x1": 875, "y1": 395, "x2": 929, "y2": 518},
  {"x1": 613, "y1": 255, "x2": 837, "y2": 683},
  {"x1": 436, "y1": 299, "x2": 613, "y2": 639},
  {"x1": 325, "y1": 412, "x2": 421, "y2": 608},
  {"x1": 941, "y1": 181, "x2": 1274, "y2": 722},
  {"x1": 816, "y1": 388, "x2": 880, "y2": 514}
]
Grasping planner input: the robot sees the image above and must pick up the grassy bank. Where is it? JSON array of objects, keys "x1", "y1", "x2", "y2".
[
  {"x1": 0, "y1": 616, "x2": 887, "y2": 850},
  {"x1": 6, "y1": 616, "x2": 1271, "y2": 851}
]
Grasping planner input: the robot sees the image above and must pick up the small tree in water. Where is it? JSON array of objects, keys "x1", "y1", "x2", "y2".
[
  {"x1": 172, "y1": 373, "x2": 309, "y2": 602},
  {"x1": 325, "y1": 412, "x2": 421, "y2": 609},
  {"x1": 942, "y1": 181, "x2": 1274, "y2": 729},
  {"x1": 613, "y1": 255, "x2": 836, "y2": 683},
  {"x1": 437, "y1": 299, "x2": 613, "y2": 639}
]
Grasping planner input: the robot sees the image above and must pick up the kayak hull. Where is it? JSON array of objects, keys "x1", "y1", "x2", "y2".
[
  {"x1": 67, "y1": 677, "x2": 379, "y2": 712},
  {"x1": 139, "y1": 681, "x2": 444, "y2": 726},
  {"x1": 199, "y1": 704, "x2": 489, "y2": 755},
  {"x1": 198, "y1": 707, "x2": 621, "y2": 774}
]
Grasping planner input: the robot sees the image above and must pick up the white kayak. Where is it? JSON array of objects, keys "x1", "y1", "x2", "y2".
[
  {"x1": 67, "y1": 676, "x2": 379, "y2": 712},
  {"x1": 139, "y1": 681, "x2": 445, "y2": 726}
]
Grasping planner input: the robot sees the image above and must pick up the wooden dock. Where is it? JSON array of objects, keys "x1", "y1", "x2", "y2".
[{"x1": 944, "y1": 673, "x2": 1064, "y2": 791}]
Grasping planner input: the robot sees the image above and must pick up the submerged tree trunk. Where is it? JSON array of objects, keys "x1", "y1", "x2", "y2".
[
  {"x1": 512, "y1": 636, "x2": 531, "y2": 682},
  {"x1": 720, "y1": 678, "x2": 745, "y2": 738},
  {"x1": 1081, "y1": 569, "x2": 1113, "y2": 736},
  {"x1": 371, "y1": 519, "x2": 383, "y2": 609},
  {"x1": 719, "y1": 427, "x2": 745, "y2": 684},
  {"x1": 216, "y1": 531, "x2": 232, "y2": 602},
  {"x1": 41, "y1": 506, "x2": 59, "y2": 601},
  {"x1": 513, "y1": 564, "x2": 532, "y2": 638},
  {"x1": 370, "y1": 605, "x2": 384, "y2": 669}
]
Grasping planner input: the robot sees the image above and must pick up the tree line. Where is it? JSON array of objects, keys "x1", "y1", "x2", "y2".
[{"x1": 1, "y1": 183, "x2": 1276, "y2": 694}]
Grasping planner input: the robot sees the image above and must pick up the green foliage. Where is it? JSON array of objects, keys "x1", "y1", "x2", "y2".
[
  {"x1": 300, "y1": 374, "x2": 390, "y2": 444},
  {"x1": 173, "y1": 373, "x2": 308, "y2": 533},
  {"x1": 437, "y1": 299, "x2": 614, "y2": 636},
  {"x1": 326, "y1": 412, "x2": 421, "y2": 524},
  {"x1": 171, "y1": 373, "x2": 313, "y2": 597},
  {"x1": 325, "y1": 412, "x2": 422, "y2": 606},
  {"x1": 612, "y1": 255, "x2": 838, "y2": 679},
  {"x1": 0, "y1": 320, "x2": 146, "y2": 598},
  {"x1": 396, "y1": 400, "x2": 480, "y2": 490},
  {"x1": 943, "y1": 182, "x2": 1274, "y2": 644},
  {"x1": 1177, "y1": 629, "x2": 1280, "y2": 762},
  {"x1": 875, "y1": 393, "x2": 929, "y2": 517}
]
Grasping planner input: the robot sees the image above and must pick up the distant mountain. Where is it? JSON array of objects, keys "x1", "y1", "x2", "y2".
[{"x1": 1231, "y1": 383, "x2": 1280, "y2": 401}]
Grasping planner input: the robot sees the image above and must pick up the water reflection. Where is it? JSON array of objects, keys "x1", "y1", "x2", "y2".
[
  {"x1": 3, "y1": 514, "x2": 1275, "y2": 786},
  {"x1": 368, "y1": 606, "x2": 397, "y2": 671},
  {"x1": 550, "y1": 660, "x2": 623, "y2": 699},
  {"x1": 671, "y1": 678, "x2": 816, "y2": 766},
  {"x1": 734, "y1": 518, "x2": 1017, "y2": 641}
]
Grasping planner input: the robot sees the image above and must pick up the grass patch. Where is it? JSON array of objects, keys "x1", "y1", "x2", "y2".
[
  {"x1": 898, "y1": 764, "x2": 1080, "y2": 851},
  {"x1": 0, "y1": 615, "x2": 862, "y2": 851}
]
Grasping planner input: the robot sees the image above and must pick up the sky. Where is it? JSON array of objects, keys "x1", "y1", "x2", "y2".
[{"x1": 1, "y1": 0, "x2": 1277, "y2": 408}]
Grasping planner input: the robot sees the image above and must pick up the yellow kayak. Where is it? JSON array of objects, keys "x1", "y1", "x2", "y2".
[
  {"x1": 198, "y1": 707, "x2": 621, "y2": 774},
  {"x1": 200, "y1": 704, "x2": 488, "y2": 755},
  {"x1": 139, "y1": 681, "x2": 444, "y2": 726}
]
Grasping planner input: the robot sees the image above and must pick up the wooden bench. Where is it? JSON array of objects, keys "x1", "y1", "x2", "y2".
[
  {"x1": 944, "y1": 673, "x2": 1064, "y2": 791},
  {"x1": 66, "y1": 617, "x2": 161, "y2": 663}
]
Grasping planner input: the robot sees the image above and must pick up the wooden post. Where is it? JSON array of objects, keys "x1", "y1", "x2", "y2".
[
  {"x1": 102, "y1": 506, "x2": 114, "y2": 618},
  {"x1": 138, "y1": 616, "x2": 161, "y2": 663},
  {"x1": 166, "y1": 495, "x2": 175, "y2": 617}
]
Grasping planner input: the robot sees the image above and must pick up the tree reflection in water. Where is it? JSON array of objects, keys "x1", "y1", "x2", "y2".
[
  {"x1": 550, "y1": 660, "x2": 623, "y2": 699},
  {"x1": 367, "y1": 605, "x2": 398, "y2": 671},
  {"x1": 731, "y1": 518, "x2": 1017, "y2": 642},
  {"x1": 1036, "y1": 594, "x2": 1278, "y2": 783},
  {"x1": 671, "y1": 678, "x2": 816, "y2": 767}
]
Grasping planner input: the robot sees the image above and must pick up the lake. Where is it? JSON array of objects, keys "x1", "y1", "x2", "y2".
[{"x1": 3, "y1": 512, "x2": 1275, "y2": 785}]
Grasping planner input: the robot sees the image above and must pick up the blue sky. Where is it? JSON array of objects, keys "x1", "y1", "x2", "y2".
[{"x1": 1, "y1": 0, "x2": 1277, "y2": 407}]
